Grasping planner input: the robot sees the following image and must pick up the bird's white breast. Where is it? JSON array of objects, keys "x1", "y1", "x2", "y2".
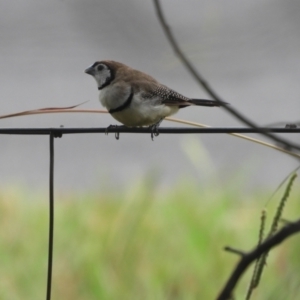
[{"x1": 99, "y1": 84, "x2": 130, "y2": 110}]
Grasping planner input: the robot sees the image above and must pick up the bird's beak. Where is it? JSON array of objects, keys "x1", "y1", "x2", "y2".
[{"x1": 84, "y1": 66, "x2": 95, "y2": 76}]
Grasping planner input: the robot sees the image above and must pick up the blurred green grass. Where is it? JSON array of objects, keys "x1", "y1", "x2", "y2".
[{"x1": 0, "y1": 176, "x2": 299, "y2": 300}]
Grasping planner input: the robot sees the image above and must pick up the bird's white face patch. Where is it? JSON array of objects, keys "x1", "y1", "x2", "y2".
[
  {"x1": 85, "y1": 62, "x2": 113, "y2": 90},
  {"x1": 93, "y1": 63, "x2": 112, "y2": 89}
]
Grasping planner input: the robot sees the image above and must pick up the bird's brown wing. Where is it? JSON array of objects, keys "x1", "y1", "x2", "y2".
[
  {"x1": 135, "y1": 81, "x2": 220, "y2": 107},
  {"x1": 138, "y1": 83, "x2": 190, "y2": 106}
]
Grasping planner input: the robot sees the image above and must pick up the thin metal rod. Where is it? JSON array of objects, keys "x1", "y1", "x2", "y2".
[
  {"x1": 0, "y1": 127, "x2": 299, "y2": 135},
  {"x1": 46, "y1": 132, "x2": 55, "y2": 300}
]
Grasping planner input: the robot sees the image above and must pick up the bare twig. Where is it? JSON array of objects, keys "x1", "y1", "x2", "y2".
[
  {"x1": 153, "y1": 0, "x2": 300, "y2": 154},
  {"x1": 224, "y1": 247, "x2": 246, "y2": 257},
  {"x1": 217, "y1": 219, "x2": 300, "y2": 300}
]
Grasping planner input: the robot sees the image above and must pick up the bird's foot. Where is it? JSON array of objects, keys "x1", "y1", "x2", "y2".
[
  {"x1": 105, "y1": 125, "x2": 126, "y2": 140},
  {"x1": 149, "y1": 119, "x2": 163, "y2": 141}
]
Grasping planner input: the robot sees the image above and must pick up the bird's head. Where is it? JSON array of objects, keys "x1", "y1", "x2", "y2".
[{"x1": 85, "y1": 61, "x2": 116, "y2": 90}]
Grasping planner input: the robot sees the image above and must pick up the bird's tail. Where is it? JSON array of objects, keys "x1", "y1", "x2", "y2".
[{"x1": 189, "y1": 98, "x2": 226, "y2": 107}]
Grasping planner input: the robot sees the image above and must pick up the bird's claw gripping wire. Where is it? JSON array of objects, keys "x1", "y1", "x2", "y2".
[
  {"x1": 149, "y1": 119, "x2": 163, "y2": 140},
  {"x1": 105, "y1": 125, "x2": 126, "y2": 140}
]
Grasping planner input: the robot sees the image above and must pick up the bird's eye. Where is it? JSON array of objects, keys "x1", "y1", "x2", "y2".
[{"x1": 97, "y1": 64, "x2": 104, "y2": 71}]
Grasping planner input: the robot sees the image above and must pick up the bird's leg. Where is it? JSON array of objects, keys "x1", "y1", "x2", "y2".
[
  {"x1": 149, "y1": 119, "x2": 163, "y2": 140},
  {"x1": 105, "y1": 124, "x2": 126, "y2": 140},
  {"x1": 105, "y1": 124, "x2": 116, "y2": 135},
  {"x1": 115, "y1": 131, "x2": 120, "y2": 140}
]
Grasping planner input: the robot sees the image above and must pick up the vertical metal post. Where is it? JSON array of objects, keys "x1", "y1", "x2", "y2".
[{"x1": 46, "y1": 132, "x2": 55, "y2": 300}]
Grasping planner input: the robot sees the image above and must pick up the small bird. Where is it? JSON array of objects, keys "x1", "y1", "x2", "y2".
[{"x1": 85, "y1": 60, "x2": 221, "y2": 129}]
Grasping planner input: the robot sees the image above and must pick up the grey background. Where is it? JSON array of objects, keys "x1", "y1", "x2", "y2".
[{"x1": 1, "y1": 0, "x2": 299, "y2": 192}]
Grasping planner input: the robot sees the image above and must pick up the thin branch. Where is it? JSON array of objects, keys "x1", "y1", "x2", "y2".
[
  {"x1": 216, "y1": 219, "x2": 300, "y2": 300},
  {"x1": 153, "y1": 0, "x2": 300, "y2": 154},
  {"x1": 224, "y1": 247, "x2": 246, "y2": 257}
]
